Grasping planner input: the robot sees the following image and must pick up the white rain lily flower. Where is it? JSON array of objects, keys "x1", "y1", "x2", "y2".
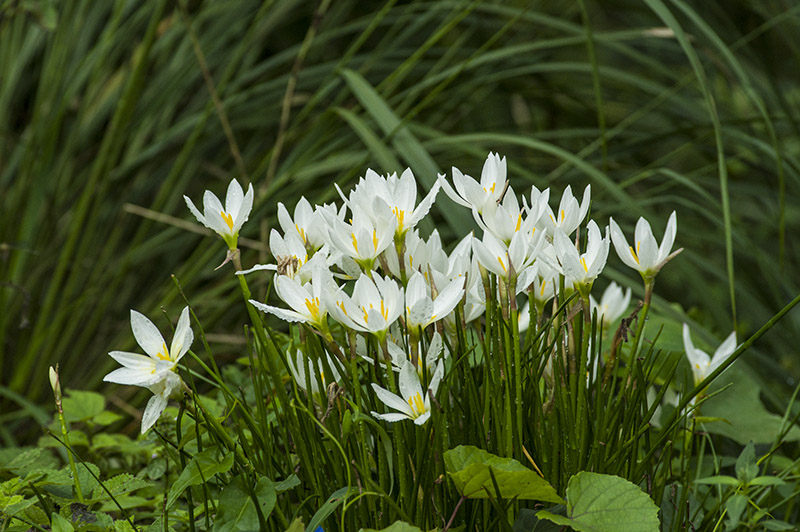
[
  {"x1": 321, "y1": 199, "x2": 396, "y2": 270},
  {"x1": 590, "y1": 282, "x2": 632, "y2": 328},
  {"x1": 326, "y1": 273, "x2": 404, "y2": 341},
  {"x1": 249, "y1": 264, "x2": 335, "y2": 334},
  {"x1": 473, "y1": 228, "x2": 544, "y2": 281},
  {"x1": 439, "y1": 152, "x2": 507, "y2": 215},
  {"x1": 288, "y1": 350, "x2": 341, "y2": 397},
  {"x1": 609, "y1": 212, "x2": 680, "y2": 282},
  {"x1": 384, "y1": 229, "x2": 447, "y2": 279},
  {"x1": 277, "y1": 197, "x2": 339, "y2": 251},
  {"x1": 185, "y1": 178, "x2": 254, "y2": 249},
  {"x1": 529, "y1": 260, "x2": 558, "y2": 308},
  {"x1": 104, "y1": 307, "x2": 194, "y2": 433},
  {"x1": 371, "y1": 360, "x2": 444, "y2": 425},
  {"x1": 541, "y1": 185, "x2": 591, "y2": 237},
  {"x1": 405, "y1": 271, "x2": 465, "y2": 331},
  {"x1": 682, "y1": 324, "x2": 737, "y2": 386},
  {"x1": 478, "y1": 186, "x2": 538, "y2": 245},
  {"x1": 339, "y1": 168, "x2": 440, "y2": 238},
  {"x1": 552, "y1": 221, "x2": 609, "y2": 295}
]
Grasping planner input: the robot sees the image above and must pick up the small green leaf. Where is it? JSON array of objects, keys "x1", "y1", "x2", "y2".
[
  {"x1": 284, "y1": 518, "x2": 305, "y2": 532},
  {"x1": 761, "y1": 520, "x2": 796, "y2": 530},
  {"x1": 694, "y1": 475, "x2": 739, "y2": 486},
  {"x1": 359, "y1": 521, "x2": 423, "y2": 532},
  {"x1": 166, "y1": 448, "x2": 234, "y2": 509},
  {"x1": 50, "y1": 512, "x2": 74, "y2": 532},
  {"x1": 725, "y1": 493, "x2": 748, "y2": 530},
  {"x1": 274, "y1": 474, "x2": 300, "y2": 493},
  {"x1": 748, "y1": 476, "x2": 785, "y2": 487},
  {"x1": 443, "y1": 445, "x2": 563, "y2": 503},
  {"x1": 90, "y1": 473, "x2": 152, "y2": 500},
  {"x1": 213, "y1": 475, "x2": 277, "y2": 532},
  {"x1": 536, "y1": 472, "x2": 660, "y2": 532},
  {"x1": 305, "y1": 487, "x2": 352, "y2": 532},
  {"x1": 62, "y1": 390, "x2": 105, "y2": 423},
  {"x1": 735, "y1": 441, "x2": 759, "y2": 484}
]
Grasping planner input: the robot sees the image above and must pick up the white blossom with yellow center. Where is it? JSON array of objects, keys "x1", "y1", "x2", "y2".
[
  {"x1": 371, "y1": 360, "x2": 444, "y2": 425},
  {"x1": 439, "y1": 152, "x2": 508, "y2": 215},
  {"x1": 609, "y1": 212, "x2": 680, "y2": 281},
  {"x1": 683, "y1": 324, "x2": 737, "y2": 386},
  {"x1": 104, "y1": 307, "x2": 193, "y2": 433},
  {"x1": 184, "y1": 178, "x2": 254, "y2": 249}
]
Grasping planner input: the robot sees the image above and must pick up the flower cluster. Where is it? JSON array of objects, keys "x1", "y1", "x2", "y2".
[{"x1": 104, "y1": 152, "x2": 699, "y2": 432}]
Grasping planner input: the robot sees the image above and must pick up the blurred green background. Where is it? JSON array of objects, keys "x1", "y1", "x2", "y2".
[{"x1": 2, "y1": 0, "x2": 799, "y2": 443}]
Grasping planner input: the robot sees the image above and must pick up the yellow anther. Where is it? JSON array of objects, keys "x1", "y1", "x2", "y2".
[
  {"x1": 497, "y1": 256, "x2": 507, "y2": 273},
  {"x1": 407, "y1": 392, "x2": 426, "y2": 416},
  {"x1": 515, "y1": 213, "x2": 522, "y2": 232},
  {"x1": 380, "y1": 300, "x2": 387, "y2": 320},
  {"x1": 393, "y1": 207, "x2": 405, "y2": 229},
  {"x1": 156, "y1": 342, "x2": 170, "y2": 361},
  {"x1": 580, "y1": 257, "x2": 588, "y2": 273},
  {"x1": 296, "y1": 223, "x2": 306, "y2": 244},
  {"x1": 372, "y1": 229, "x2": 379, "y2": 251},
  {"x1": 629, "y1": 245, "x2": 639, "y2": 264},
  {"x1": 337, "y1": 301, "x2": 348, "y2": 316},
  {"x1": 304, "y1": 297, "x2": 320, "y2": 321},
  {"x1": 560, "y1": 209, "x2": 565, "y2": 222},
  {"x1": 540, "y1": 279, "x2": 546, "y2": 296},
  {"x1": 351, "y1": 233, "x2": 359, "y2": 254},
  {"x1": 220, "y1": 211, "x2": 234, "y2": 231}
]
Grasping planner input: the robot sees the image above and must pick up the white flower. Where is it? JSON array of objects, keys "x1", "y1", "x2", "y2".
[
  {"x1": 405, "y1": 271, "x2": 465, "y2": 330},
  {"x1": 249, "y1": 264, "x2": 335, "y2": 333},
  {"x1": 184, "y1": 178, "x2": 254, "y2": 249},
  {"x1": 478, "y1": 186, "x2": 537, "y2": 245},
  {"x1": 682, "y1": 324, "x2": 737, "y2": 385},
  {"x1": 340, "y1": 168, "x2": 439, "y2": 238},
  {"x1": 321, "y1": 200, "x2": 396, "y2": 270},
  {"x1": 103, "y1": 307, "x2": 193, "y2": 433},
  {"x1": 326, "y1": 273, "x2": 404, "y2": 340},
  {"x1": 276, "y1": 197, "x2": 341, "y2": 252},
  {"x1": 438, "y1": 152, "x2": 507, "y2": 215},
  {"x1": 371, "y1": 360, "x2": 444, "y2": 425},
  {"x1": 609, "y1": 212, "x2": 680, "y2": 281},
  {"x1": 380, "y1": 332, "x2": 447, "y2": 375},
  {"x1": 552, "y1": 220, "x2": 609, "y2": 294},
  {"x1": 590, "y1": 282, "x2": 632, "y2": 328},
  {"x1": 473, "y1": 228, "x2": 544, "y2": 281},
  {"x1": 541, "y1": 185, "x2": 591, "y2": 237}
]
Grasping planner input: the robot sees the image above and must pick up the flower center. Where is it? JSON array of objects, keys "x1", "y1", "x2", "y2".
[
  {"x1": 220, "y1": 211, "x2": 234, "y2": 231},
  {"x1": 407, "y1": 391, "x2": 426, "y2": 417}
]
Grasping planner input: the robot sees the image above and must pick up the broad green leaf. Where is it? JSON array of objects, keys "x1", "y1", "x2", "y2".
[
  {"x1": 213, "y1": 474, "x2": 277, "y2": 532},
  {"x1": 536, "y1": 472, "x2": 659, "y2": 532},
  {"x1": 359, "y1": 521, "x2": 423, "y2": 532},
  {"x1": 50, "y1": 512, "x2": 74, "y2": 532},
  {"x1": 703, "y1": 369, "x2": 800, "y2": 444},
  {"x1": 443, "y1": 445, "x2": 563, "y2": 503},
  {"x1": 90, "y1": 473, "x2": 152, "y2": 500},
  {"x1": 165, "y1": 448, "x2": 234, "y2": 509},
  {"x1": 725, "y1": 493, "x2": 748, "y2": 530},
  {"x1": 748, "y1": 476, "x2": 786, "y2": 487},
  {"x1": 735, "y1": 441, "x2": 758, "y2": 484},
  {"x1": 762, "y1": 520, "x2": 796, "y2": 531},
  {"x1": 305, "y1": 487, "x2": 352, "y2": 532},
  {"x1": 62, "y1": 390, "x2": 105, "y2": 422},
  {"x1": 0, "y1": 493, "x2": 36, "y2": 516}
]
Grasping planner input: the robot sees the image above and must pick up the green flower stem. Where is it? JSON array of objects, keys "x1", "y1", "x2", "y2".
[{"x1": 53, "y1": 385, "x2": 83, "y2": 503}]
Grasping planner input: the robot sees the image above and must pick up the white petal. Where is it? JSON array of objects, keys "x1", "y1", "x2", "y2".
[
  {"x1": 398, "y1": 361, "x2": 424, "y2": 403},
  {"x1": 103, "y1": 367, "x2": 152, "y2": 386},
  {"x1": 371, "y1": 383, "x2": 414, "y2": 417},
  {"x1": 609, "y1": 218, "x2": 640, "y2": 271},
  {"x1": 130, "y1": 310, "x2": 168, "y2": 360},
  {"x1": 658, "y1": 211, "x2": 677, "y2": 263},
  {"x1": 184, "y1": 196, "x2": 207, "y2": 226},
  {"x1": 141, "y1": 394, "x2": 168, "y2": 434},
  {"x1": 709, "y1": 331, "x2": 737, "y2": 372},
  {"x1": 413, "y1": 411, "x2": 431, "y2": 425},
  {"x1": 233, "y1": 183, "x2": 254, "y2": 233},
  {"x1": 225, "y1": 179, "x2": 245, "y2": 218},
  {"x1": 248, "y1": 299, "x2": 308, "y2": 323},
  {"x1": 170, "y1": 307, "x2": 193, "y2": 363},
  {"x1": 236, "y1": 263, "x2": 277, "y2": 275},
  {"x1": 108, "y1": 350, "x2": 156, "y2": 370},
  {"x1": 371, "y1": 411, "x2": 411, "y2": 423},
  {"x1": 202, "y1": 190, "x2": 228, "y2": 235}
]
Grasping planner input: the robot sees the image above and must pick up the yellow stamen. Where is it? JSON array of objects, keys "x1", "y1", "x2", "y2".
[
  {"x1": 362, "y1": 306, "x2": 369, "y2": 324},
  {"x1": 393, "y1": 207, "x2": 405, "y2": 229},
  {"x1": 580, "y1": 257, "x2": 588, "y2": 273},
  {"x1": 629, "y1": 242, "x2": 640, "y2": 264},
  {"x1": 337, "y1": 301, "x2": 348, "y2": 316},
  {"x1": 304, "y1": 297, "x2": 320, "y2": 321},
  {"x1": 560, "y1": 209, "x2": 565, "y2": 222},
  {"x1": 540, "y1": 279, "x2": 546, "y2": 296},
  {"x1": 351, "y1": 233, "x2": 359, "y2": 254},
  {"x1": 156, "y1": 342, "x2": 170, "y2": 361},
  {"x1": 220, "y1": 211, "x2": 234, "y2": 231},
  {"x1": 407, "y1": 392, "x2": 426, "y2": 416},
  {"x1": 296, "y1": 223, "x2": 306, "y2": 244},
  {"x1": 372, "y1": 229, "x2": 378, "y2": 251},
  {"x1": 380, "y1": 300, "x2": 387, "y2": 320},
  {"x1": 409, "y1": 255, "x2": 414, "y2": 269},
  {"x1": 515, "y1": 213, "x2": 522, "y2": 232},
  {"x1": 497, "y1": 256, "x2": 507, "y2": 273}
]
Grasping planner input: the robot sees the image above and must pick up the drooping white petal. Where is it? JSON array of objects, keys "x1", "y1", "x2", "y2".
[
  {"x1": 371, "y1": 383, "x2": 415, "y2": 417},
  {"x1": 103, "y1": 367, "x2": 154, "y2": 386},
  {"x1": 141, "y1": 394, "x2": 168, "y2": 434}
]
